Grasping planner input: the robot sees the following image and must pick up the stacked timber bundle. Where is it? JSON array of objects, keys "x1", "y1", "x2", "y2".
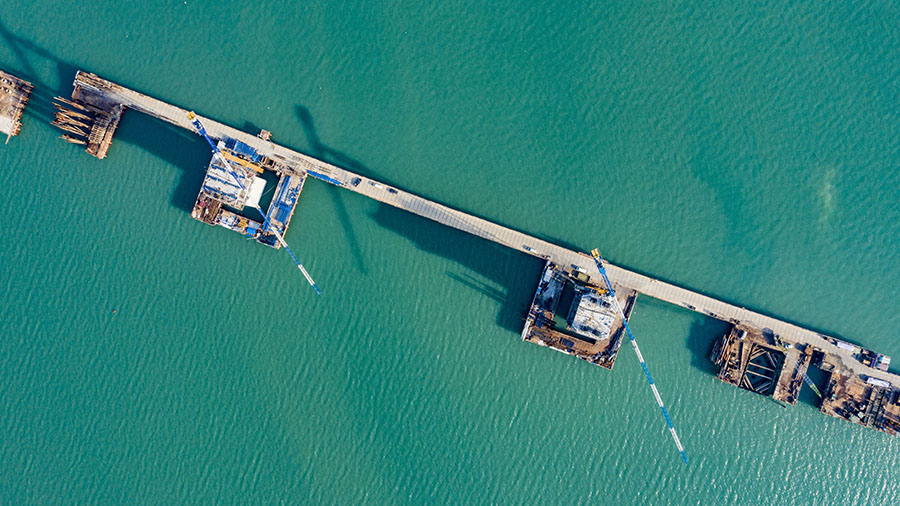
[
  {"x1": 51, "y1": 97, "x2": 95, "y2": 146},
  {"x1": 75, "y1": 71, "x2": 124, "y2": 93},
  {"x1": 51, "y1": 97, "x2": 124, "y2": 158},
  {"x1": 84, "y1": 104, "x2": 124, "y2": 159}
]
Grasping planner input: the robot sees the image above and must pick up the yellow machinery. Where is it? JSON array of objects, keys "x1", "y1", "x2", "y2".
[{"x1": 222, "y1": 151, "x2": 264, "y2": 174}]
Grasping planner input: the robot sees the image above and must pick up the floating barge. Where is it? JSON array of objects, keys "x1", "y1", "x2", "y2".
[{"x1": 0, "y1": 69, "x2": 33, "y2": 143}]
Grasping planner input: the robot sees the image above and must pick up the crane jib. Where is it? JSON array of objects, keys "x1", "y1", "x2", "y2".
[
  {"x1": 187, "y1": 111, "x2": 322, "y2": 296},
  {"x1": 591, "y1": 249, "x2": 688, "y2": 464}
]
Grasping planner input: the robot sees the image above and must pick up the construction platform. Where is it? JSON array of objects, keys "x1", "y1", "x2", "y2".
[
  {"x1": 191, "y1": 137, "x2": 307, "y2": 248},
  {"x1": 521, "y1": 261, "x2": 633, "y2": 369},
  {"x1": 0, "y1": 69, "x2": 33, "y2": 142},
  {"x1": 712, "y1": 325, "x2": 899, "y2": 435},
  {"x1": 51, "y1": 73, "x2": 126, "y2": 158},
  {"x1": 711, "y1": 325, "x2": 813, "y2": 404},
  {"x1": 816, "y1": 342, "x2": 900, "y2": 435},
  {"x1": 53, "y1": 70, "x2": 900, "y2": 436}
]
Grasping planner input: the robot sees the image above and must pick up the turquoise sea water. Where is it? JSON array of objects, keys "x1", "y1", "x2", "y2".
[{"x1": 2, "y1": 2, "x2": 899, "y2": 504}]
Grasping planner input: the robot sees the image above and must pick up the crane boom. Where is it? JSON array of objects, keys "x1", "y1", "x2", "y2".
[
  {"x1": 802, "y1": 373, "x2": 823, "y2": 398},
  {"x1": 271, "y1": 227, "x2": 322, "y2": 295},
  {"x1": 188, "y1": 112, "x2": 250, "y2": 192},
  {"x1": 590, "y1": 249, "x2": 688, "y2": 464},
  {"x1": 187, "y1": 111, "x2": 322, "y2": 296}
]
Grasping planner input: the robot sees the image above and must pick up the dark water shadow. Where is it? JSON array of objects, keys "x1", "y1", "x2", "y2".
[
  {"x1": 286, "y1": 110, "x2": 863, "y2": 347},
  {"x1": 242, "y1": 121, "x2": 263, "y2": 136},
  {"x1": 325, "y1": 185, "x2": 368, "y2": 273},
  {"x1": 685, "y1": 316, "x2": 732, "y2": 375},
  {"x1": 447, "y1": 272, "x2": 505, "y2": 303},
  {"x1": 0, "y1": 17, "x2": 81, "y2": 128},
  {"x1": 371, "y1": 202, "x2": 544, "y2": 334},
  {"x1": 114, "y1": 113, "x2": 211, "y2": 213},
  {"x1": 288, "y1": 105, "x2": 859, "y2": 341},
  {"x1": 293, "y1": 104, "x2": 550, "y2": 331},
  {"x1": 294, "y1": 105, "x2": 373, "y2": 273}
]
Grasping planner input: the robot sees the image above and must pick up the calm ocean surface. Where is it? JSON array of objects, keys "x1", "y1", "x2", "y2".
[{"x1": 2, "y1": 2, "x2": 899, "y2": 504}]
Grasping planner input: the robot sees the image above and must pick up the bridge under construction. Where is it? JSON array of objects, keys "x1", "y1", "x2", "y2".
[{"x1": 51, "y1": 71, "x2": 900, "y2": 443}]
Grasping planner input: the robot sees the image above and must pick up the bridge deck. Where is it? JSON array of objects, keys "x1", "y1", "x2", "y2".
[{"x1": 71, "y1": 71, "x2": 898, "y2": 386}]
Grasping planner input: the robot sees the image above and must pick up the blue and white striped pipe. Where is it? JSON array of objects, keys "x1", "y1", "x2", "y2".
[
  {"x1": 592, "y1": 253, "x2": 688, "y2": 464},
  {"x1": 188, "y1": 111, "x2": 322, "y2": 296}
]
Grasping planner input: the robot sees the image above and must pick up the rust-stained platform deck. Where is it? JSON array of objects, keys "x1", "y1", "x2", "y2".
[
  {"x1": 521, "y1": 261, "x2": 633, "y2": 369},
  {"x1": 818, "y1": 350, "x2": 900, "y2": 435},
  {"x1": 711, "y1": 325, "x2": 811, "y2": 404},
  {"x1": 52, "y1": 76, "x2": 124, "y2": 159},
  {"x1": 712, "y1": 324, "x2": 899, "y2": 435},
  {"x1": 0, "y1": 69, "x2": 33, "y2": 142}
]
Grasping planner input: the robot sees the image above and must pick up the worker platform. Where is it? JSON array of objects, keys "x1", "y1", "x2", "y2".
[
  {"x1": 191, "y1": 137, "x2": 307, "y2": 248},
  {"x1": 0, "y1": 69, "x2": 33, "y2": 143},
  {"x1": 712, "y1": 325, "x2": 899, "y2": 434},
  {"x1": 51, "y1": 73, "x2": 125, "y2": 158},
  {"x1": 711, "y1": 325, "x2": 812, "y2": 404},
  {"x1": 815, "y1": 341, "x2": 900, "y2": 435},
  {"x1": 521, "y1": 261, "x2": 634, "y2": 369},
  {"x1": 53, "y1": 70, "x2": 900, "y2": 438}
]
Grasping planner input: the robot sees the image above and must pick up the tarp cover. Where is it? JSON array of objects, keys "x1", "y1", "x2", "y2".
[{"x1": 245, "y1": 176, "x2": 267, "y2": 209}]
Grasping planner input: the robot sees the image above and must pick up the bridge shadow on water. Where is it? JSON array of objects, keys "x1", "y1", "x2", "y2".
[
  {"x1": 289, "y1": 105, "x2": 878, "y2": 344},
  {"x1": 372, "y1": 202, "x2": 545, "y2": 334},
  {"x1": 293, "y1": 105, "x2": 382, "y2": 274},
  {"x1": 293, "y1": 104, "x2": 545, "y2": 334},
  {"x1": 0, "y1": 12, "x2": 543, "y2": 337},
  {"x1": 0, "y1": 16, "x2": 80, "y2": 128},
  {"x1": 114, "y1": 114, "x2": 210, "y2": 214},
  {"x1": 0, "y1": 15, "x2": 211, "y2": 217},
  {"x1": 114, "y1": 107, "x2": 883, "y2": 353},
  {"x1": 289, "y1": 107, "x2": 872, "y2": 349}
]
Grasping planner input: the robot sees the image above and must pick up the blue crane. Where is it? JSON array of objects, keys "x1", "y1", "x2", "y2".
[
  {"x1": 590, "y1": 249, "x2": 688, "y2": 464},
  {"x1": 187, "y1": 112, "x2": 322, "y2": 296}
]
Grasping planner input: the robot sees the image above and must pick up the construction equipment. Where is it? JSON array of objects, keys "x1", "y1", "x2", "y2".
[
  {"x1": 802, "y1": 373, "x2": 823, "y2": 398},
  {"x1": 187, "y1": 111, "x2": 322, "y2": 296},
  {"x1": 222, "y1": 151, "x2": 264, "y2": 174},
  {"x1": 590, "y1": 249, "x2": 688, "y2": 464},
  {"x1": 307, "y1": 170, "x2": 344, "y2": 186}
]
